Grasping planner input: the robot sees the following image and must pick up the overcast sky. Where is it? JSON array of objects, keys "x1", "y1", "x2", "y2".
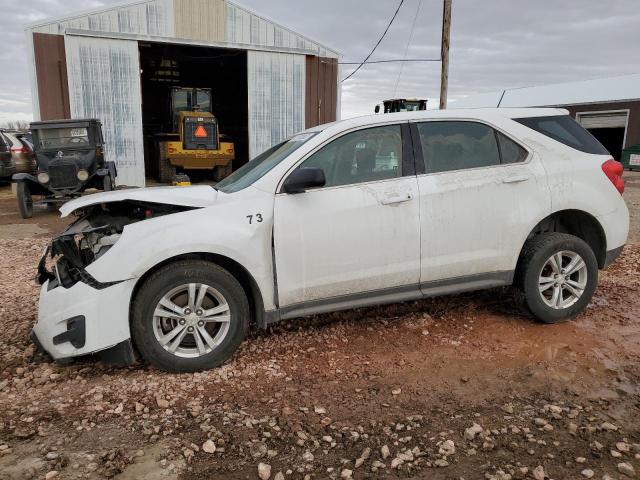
[{"x1": 0, "y1": 0, "x2": 639, "y2": 124}]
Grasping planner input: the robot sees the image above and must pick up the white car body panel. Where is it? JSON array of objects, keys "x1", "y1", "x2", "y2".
[
  {"x1": 85, "y1": 187, "x2": 277, "y2": 310},
  {"x1": 32, "y1": 107, "x2": 630, "y2": 363},
  {"x1": 274, "y1": 176, "x2": 420, "y2": 306},
  {"x1": 59, "y1": 185, "x2": 219, "y2": 217},
  {"x1": 34, "y1": 279, "x2": 136, "y2": 360}
]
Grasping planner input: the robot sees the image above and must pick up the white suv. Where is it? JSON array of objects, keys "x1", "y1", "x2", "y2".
[{"x1": 32, "y1": 108, "x2": 629, "y2": 372}]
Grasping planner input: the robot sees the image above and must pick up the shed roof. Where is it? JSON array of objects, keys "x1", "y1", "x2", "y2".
[
  {"x1": 452, "y1": 73, "x2": 640, "y2": 109},
  {"x1": 25, "y1": 0, "x2": 340, "y2": 58}
]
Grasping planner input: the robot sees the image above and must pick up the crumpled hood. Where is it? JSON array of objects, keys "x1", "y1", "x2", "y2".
[{"x1": 59, "y1": 185, "x2": 219, "y2": 217}]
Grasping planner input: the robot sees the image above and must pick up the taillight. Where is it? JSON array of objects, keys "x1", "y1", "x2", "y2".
[
  {"x1": 601, "y1": 159, "x2": 624, "y2": 195},
  {"x1": 11, "y1": 146, "x2": 28, "y2": 154}
]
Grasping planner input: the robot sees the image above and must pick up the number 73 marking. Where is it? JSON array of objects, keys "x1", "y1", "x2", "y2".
[{"x1": 247, "y1": 214, "x2": 263, "y2": 224}]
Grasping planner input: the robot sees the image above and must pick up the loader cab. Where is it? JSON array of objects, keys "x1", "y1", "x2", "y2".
[
  {"x1": 375, "y1": 98, "x2": 428, "y2": 114},
  {"x1": 171, "y1": 88, "x2": 212, "y2": 131}
]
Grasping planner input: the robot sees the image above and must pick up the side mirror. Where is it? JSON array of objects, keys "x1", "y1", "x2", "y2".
[
  {"x1": 283, "y1": 167, "x2": 326, "y2": 194},
  {"x1": 374, "y1": 105, "x2": 380, "y2": 114}
]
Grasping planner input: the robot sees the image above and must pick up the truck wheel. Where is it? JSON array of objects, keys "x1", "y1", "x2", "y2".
[
  {"x1": 131, "y1": 260, "x2": 250, "y2": 373},
  {"x1": 517, "y1": 233, "x2": 598, "y2": 324},
  {"x1": 213, "y1": 164, "x2": 233, "y2": 182},
  {"x1": 158, "y1": 150, "x2": 176, "y2": 184},
  {"x1": 16, "y1": 182, "x2": 33, "y2": 219},
  {"x1": 103, "y1": 174, "x2": 114, "y2": 192}
]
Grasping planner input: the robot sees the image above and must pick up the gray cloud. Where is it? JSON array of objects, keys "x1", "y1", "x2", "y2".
[{"x1": 0, "y1": 0, "x2": 638, "y2": 123}]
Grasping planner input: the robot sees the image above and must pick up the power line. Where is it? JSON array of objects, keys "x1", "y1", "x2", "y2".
[
  {"x1": 394, "y1": 0, "x2": 424, "y2": 96},
  {"x1": 339, "y1": 58, "x2": 439, "y2": 65},
  {"x1": 341, "y1": 0, "x2": 406, "y2": 83}
]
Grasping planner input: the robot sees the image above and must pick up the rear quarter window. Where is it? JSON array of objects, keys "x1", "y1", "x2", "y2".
[{"x1": 515, "y1": 115, "x2": 609, "y2": 155}]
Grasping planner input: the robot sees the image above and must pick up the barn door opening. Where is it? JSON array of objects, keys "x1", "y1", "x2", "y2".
[{"x1": 577, "y1": 111, "x2": 628, "y2": 161}]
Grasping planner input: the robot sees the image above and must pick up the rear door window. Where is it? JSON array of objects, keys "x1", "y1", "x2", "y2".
[
  {"x1": 515, "y1": 115, "x2": 608, "y2": 155},
  {"x1": 416, "y1": 121, "x2": 500, "y2": 173},
  {"x1": 496, "y1": 131, "x2": 528, "y2": 164}
]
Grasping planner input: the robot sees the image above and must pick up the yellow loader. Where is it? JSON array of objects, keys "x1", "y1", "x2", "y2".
[{"x1": 156, "y1": 88, "x2": 235, "y2": 183}]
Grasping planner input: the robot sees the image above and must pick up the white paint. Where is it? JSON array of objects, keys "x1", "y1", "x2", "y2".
[
  {"x1": 65, "y1": 35, "x2": 145, "y2": 187},
  {"x1": 247, "y1": 51, "x2": 306, "y2": 158},
  {"x1": 414, "y1": 118, "x2": 552, "y2": 283},
  {"x1": 274, "y1": 177, "x2": 420, "y2": 306},
  {"x1": 630, "y1": 154, "x2": 640, "y2": 166},
  {"x1": 60, "y1": 185, "x2": 218, "y2": 216},
  {"x1": 36, "y1": 107, "x2": 630, "y2": 361}
]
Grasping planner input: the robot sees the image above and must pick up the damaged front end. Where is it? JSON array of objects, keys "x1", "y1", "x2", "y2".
[{"x1": 38, "y1": 200, "x2": 196, "y2": 290}]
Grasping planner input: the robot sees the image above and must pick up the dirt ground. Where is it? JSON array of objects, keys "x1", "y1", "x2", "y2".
[{"x1": 0, "y1": 173, "x2": 639, "y2": 480}]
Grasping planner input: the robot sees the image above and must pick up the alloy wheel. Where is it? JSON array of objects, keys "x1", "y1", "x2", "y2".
[
  {"x1": 152, "y1": 283, "x2": 231, "y2": 358},
  {"x1": 538, "y1": 250, "x2": 588, "y2": 310}
]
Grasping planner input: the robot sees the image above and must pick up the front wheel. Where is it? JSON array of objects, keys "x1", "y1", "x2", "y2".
[
  {"x1": 518, "y1": 233, "x2": 598, "y2": 324},
  {"x1": 16, "y1": 182, "x2": 33, "y2": 219},
  {"x1": 131, "y1": 260, "x2": 249, "y2": 372},
  {"x1": 103, "y1": 174, "x2": 114, "y2": 192}
]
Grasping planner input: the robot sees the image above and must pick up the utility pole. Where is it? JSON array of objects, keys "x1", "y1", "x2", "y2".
[{"x1": 439, "y1": 0, "x2": 452, "y2": 110}]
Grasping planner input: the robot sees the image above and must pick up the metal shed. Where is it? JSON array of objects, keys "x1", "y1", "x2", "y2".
[{"x1": 25, "y1": 0, "x2": 341, "y2": 187}]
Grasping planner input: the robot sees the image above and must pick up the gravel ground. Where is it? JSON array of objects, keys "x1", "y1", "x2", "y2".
[{"x1": 0, "y1": 174, "x2": 639, "y2": 480}]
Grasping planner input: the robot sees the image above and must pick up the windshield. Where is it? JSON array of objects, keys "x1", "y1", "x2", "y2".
[
  {"x1": 37, "y1": 127, "x2": 90, "y2": 149},
  {"x1": 216, "y1": 132, "x2": 319, "y2": 193}
]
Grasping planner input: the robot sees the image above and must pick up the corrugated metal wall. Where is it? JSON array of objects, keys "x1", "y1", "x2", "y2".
[
  {"x1": 174, "y1": 0, "x2": 225, "y2": 42},
  {"x1": 247, "y1": 51, "x2": 306, "y2": 157},
  {"x1": 226, "y1": 2, "x2": 339, "y2": 58},
  {"x1": 29, "y1": 0, "x2": 174, "y2": 36},
  {"x1": 65, "y1": 35, "x2": 145, "y2": 187}
]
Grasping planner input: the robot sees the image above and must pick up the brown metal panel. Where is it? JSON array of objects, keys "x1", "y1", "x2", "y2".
[
  {"x1": 305, "y1": 56, "x2": 338, "y2": 128},
  {"x1": 33, "y1": 33, "x2": 70, "y2": 120},
  {"x1": 305, "y1": 56, "x2": 318, "y2": 128}
]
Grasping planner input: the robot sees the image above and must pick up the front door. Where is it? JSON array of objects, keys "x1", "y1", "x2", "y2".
[{"x1": 273, "y1": 124, "x2": 421, "y2": 309}]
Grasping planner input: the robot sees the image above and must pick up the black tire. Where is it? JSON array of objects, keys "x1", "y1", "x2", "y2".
[
  {"x1": 131, "y1": 260, "x2": 249, "y2": 372},
  {"x1": 213, "y1": 163, "x2": 233, "y2": 182},
  {"x1": 517, "y1": 232, "x2": 598, "y2": 324},
  {"x1": 157, "y1": 146, "x2": 176, "y2": 184},
  {"x1": 103, "y1": 174, "x2": 114, "y2": 192},
  {"x1": 16, "y1": 182, "x2": 33, "y2": 219}
]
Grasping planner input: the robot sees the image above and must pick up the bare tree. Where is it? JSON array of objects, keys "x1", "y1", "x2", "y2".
[{"x1": 2, "y1": 120, "x2": 30, "y2": 131}]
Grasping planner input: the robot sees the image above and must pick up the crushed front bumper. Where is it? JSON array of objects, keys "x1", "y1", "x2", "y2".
[{"x1": 32, "y1": 278, "x2": 136, "y2": 362}]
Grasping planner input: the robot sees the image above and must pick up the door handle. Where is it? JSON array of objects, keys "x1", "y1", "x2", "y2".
[
  {"x1": 381, "y1": 194, "x2": 413, "y2": 205},
  {"x1": 502, "y1": 175, "x2": 529, "y2": 184}
]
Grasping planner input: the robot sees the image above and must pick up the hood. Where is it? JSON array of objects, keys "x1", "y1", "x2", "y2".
[{"x1": 59, "y1": 185, "x2": 219, "y2": 217}]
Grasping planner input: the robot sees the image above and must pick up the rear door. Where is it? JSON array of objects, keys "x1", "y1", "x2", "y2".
[
  {"x1": 413, "y1": 120, "x2": 551, "y2": 288},
  {"x1": 273, "y1": 123, "x2": 421, "y2": 310}
]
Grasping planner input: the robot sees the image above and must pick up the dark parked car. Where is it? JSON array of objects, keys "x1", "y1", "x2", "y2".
[
  {"x1": 0, "y1": 132, "x2": 16, "y2": 179},
  {"x1": 12, "y1": 119, "x2": 117, "y2": 218}
]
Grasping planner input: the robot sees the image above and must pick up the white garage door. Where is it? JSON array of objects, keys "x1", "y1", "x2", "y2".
[
  {"x1": 65, "y1": 35, "x2": 145, "y2": 188},
  {"x1": 577, "y1": 111, "x2": 628, "y2": 129}
]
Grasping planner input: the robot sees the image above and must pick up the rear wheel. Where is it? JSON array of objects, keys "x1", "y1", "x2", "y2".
[
  {"x1": 131, "y1": 260, "x2": 249, "y2": 372},
  {"x1": 16, "y1": 182, "x2": 33, "y2": 219},
  {"x1": 518, "y1": 233, "x2": 598, "y2": 323}
]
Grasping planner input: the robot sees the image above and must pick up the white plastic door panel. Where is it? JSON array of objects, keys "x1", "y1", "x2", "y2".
[{"x1": 274, "y1": 176, "x2": 420, "y2": 307}]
